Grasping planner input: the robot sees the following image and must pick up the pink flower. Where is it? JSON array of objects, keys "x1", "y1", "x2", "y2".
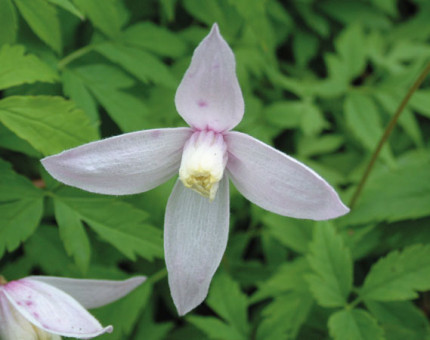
[
  {"x1": 42, "y1": 24, "x2": 349, "y2": 315},
  {"x1": 0, "y1": 275, "x2": 145, "y2": 339}
]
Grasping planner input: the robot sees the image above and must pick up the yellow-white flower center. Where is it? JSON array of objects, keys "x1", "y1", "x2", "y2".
[{"x1": 179, "y1": 130, "x2": 228, "y2": 200}]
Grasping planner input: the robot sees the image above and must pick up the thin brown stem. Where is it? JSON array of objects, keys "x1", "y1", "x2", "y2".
[{"x1": 349, "y1": 61, "x2": 430, "y2": 208}]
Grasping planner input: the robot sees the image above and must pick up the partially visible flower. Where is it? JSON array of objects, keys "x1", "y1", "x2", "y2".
[
  {"x1": 42, "y1": 24, "x2": 349, "y2": 315},
  {"x1": 0, "y1": 275, "x2": 145, "y2": 339}
]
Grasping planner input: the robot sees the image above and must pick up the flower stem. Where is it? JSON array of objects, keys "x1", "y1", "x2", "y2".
[
  {"x1": 57, "y1": 45, "x2": 96, "y2": 70},
  {"x1": 148, "y1": 268, "x2": 167, "y2": 284},
  {"x1": 349, "y1": 61, "x2": 430, "y2": 209}
]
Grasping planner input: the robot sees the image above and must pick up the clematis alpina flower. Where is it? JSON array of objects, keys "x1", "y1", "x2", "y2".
[
  {"x1": 42, "y1": 24, "x2": 349, "y2": 315},
  {"x1": 0, "y1": 275, "x2": 145, "y2": 339}
]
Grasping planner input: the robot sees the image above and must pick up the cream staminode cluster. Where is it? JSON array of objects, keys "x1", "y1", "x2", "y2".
[{"x1": 179, "y1": 130, "x2": 227, "y2": 201}]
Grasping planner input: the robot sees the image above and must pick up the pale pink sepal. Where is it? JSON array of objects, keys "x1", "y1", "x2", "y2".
[
  {"x1": 42, "y1": 128, "x2": 192, "y2": 195},
  {"x1": 225, "y1": 132, "x2": 349, "y2": 220},
  {"x1": 0, "y1": 291, "x2": 51, "y2": 340},
  {"x1": 27, "y1": 276, "x2": 146, "y2": 309},
  {"x1": 175, "y1": 23, "x2": 244, "y2": 132},
  {"x1": 164, "y1": 176, "x2": 230, "y2": 315},
  {"x1": 3, "y1": 279, "x2": 112, "y2": 339}
]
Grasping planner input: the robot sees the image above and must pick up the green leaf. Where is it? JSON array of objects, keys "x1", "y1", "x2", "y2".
[
  {"x1": 24, "y1": 225, "x2": 74, "y2": 275},
  {"x1": 95, "y1": 42, "x2": 177, "y2": 88},
  {"x1": 0, "y1": 159, "x2": 44, "y2": 257},
  {"x1": 374, "y1": 90, "x2": 423, "y2": 147},
  {"x1": 182, "y1": 0, "x2": 242, "y2": 39},
  {"x1": 344, "y1": 92, "x2": 394, "y2": 164},
  {"x1": 121, "y1": 22, "x2": 186, "y2": 58},
  {"x1": 0, "y1": 124, "x2": 40, "y2": 157},
  {"x1": 13, "y1": 0, "x2": 62, "y2": 52},
  {"x1": 206, "y1": 272, "x2": 249, "y2": 338},
  {"x1": 344, "y1": 156, "x2": 430, "y2": 224},
  {"x1": 262, "y1": 213, "x2": 314, "y2": 253},
  {"x1": 72, "y1": 0, "x2": 123, "y2": 37},
  {"x1": 62, "y1": 68, "x2": 99, "y2": 124},
  {"x1": 54, "y1": 199, "x2": 91, "y2": 273},
  {"x1": 0, "y1": 96, "x2": 99, "y2": 155},
  {"x1": 293, "y1": 30, "x2": 319, "y2": 67},
  {"x1": 93, "y1": 282, "x2": 152, "y2": 340},
  {"x1": 360, "y1": 244, "x2": 430, "y2": 301},
  {"x1": 54, "y1": 187, "x2": 163, "y2": 261},
  {"x1": 132, "y1": 301, "x2": 174, "y2": 340},
  {"x1": 71, "y1": 64, "x2": 149, "y2": 132},
  {"x1": 263, "y1": 101, "x2": 303, "y2": 128},
  {"x1": 365, "y1": 300, "x2": 430, "y2": 340},
  {"x1": 187, "y1": 315, "x2": 244, "y2": 340},
  {"x1": 0, "y1": 0, "x2": 17, "y2": 46},
  {"x1": 47, "y1": 0, "x2": 84, "y2": 19},
  {"x1": 328, "y1": 309, "x2": 384, "y2": 340},
  {"x1": 256, "y1": 291, "x2": 313, "y2": 340},
  {"x1": 251, "y1": 257, "x2": 310, "y2": 303},
  {"x1": 306, "y1": 221, "x2": 353, "y2": 307},
  {"x1": 0, "y1": 44, "x2": 58, "y2": 90},
  {"x1": 334, "y1": 23, "x2": 366, "y2": 80},
  {"x1": 410, "y1": 89, "x2": 430, "y2": 119},
  {"x1": 297, "y1": 134, "x2": 344, "y2": 158},
  {"x1": 300, "y1": 102, "x2": 329, "y2": 136}
]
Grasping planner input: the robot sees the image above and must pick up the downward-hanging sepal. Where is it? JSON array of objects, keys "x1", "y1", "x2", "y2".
[
  {"x1": 175, "y1": 23, "x2": 244, "y2": 132},
  {"x1": 164, "y1": 176, "x2": 230, "y2": 315}
]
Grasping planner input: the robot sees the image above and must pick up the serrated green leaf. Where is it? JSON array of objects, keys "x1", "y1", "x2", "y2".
[
  {"x1": 374, "y1": 90, "x2": 423, "y2": 146},
  {"x1": 132, "y1": 301, "x2": 174, "y2": 340},
  {"x1": 24, "y1": 225, "x2": 74, "y2": 275},
  {"x1": 297, "y1": 134, "x2": 344, "y2": 158},
  {"x1": 62, "y1": 68, "x2": 99, "y2": 124},
  {"x1": 360, "y1": 244, "x2": 430, "y2": 301},
  {"x1": 344, "y1": 92, "x2": 394, "y2": 164},
  {"x1": 93, "y1": 282, "x2": 151, "y2": 340},
  {"x1": 54, "y1": 199, "x2": 91, "y2": 273},
  {"x1": 344, "y1": 156, "x2": 430, "y2": 224},
  {"x1": 256, "y1": 291, "x2": 313, "y2": 340},
  {"x1": 72, "y1": 0, "x2": 123, "y2": 37},
  {"x1": 13, "y1": 0, "x2": 62, "y2": 52},
  {"x1": 71, "y1": 64, "x2": 149, "y2": 132},
  {"x1": 182, "y1": 0, "x2": 242, "y2": 39},
  {"x1": 187, "y1": 315, "x2": 244, "y2": 340},
  {"x1": 263, "y1": 101, "x2": 303, "y2": 128},
  {"x1": 293, "y1": 30, "x2": 319, "y2": 67},
  {"x1": 328, "y1": 309, "x2": 385, "y2": 340},
  {"x1": 251, "y1": 257, "x2": 310, "y2": 303},
  {"x1": 0, "y1": 159, "x2": 44, "y2": 258},
  {"x1": 206, "y1": 273, "x2": 249, "y2": 338},
  {"x1": 54, "y1": 187, "x2": 163, "y2": 261},
  {"x1": 410, "y1": 89, "x2": 430, "y2": 119},
  {"x1": 300, "y1": 102, "x2": 328, "y2": 136},
  {"x1": 296, "y1": 4, "x2": 330, "y2": 37},
  {"x1": 47, "y1": 0, "x2": 84, "y2": 19},
  {"x1": 0, "y1": 124, "x2": 40, "y2": 156},
  {"x1": 334, "y1": 23, "x2": 366, "y2": 80},
  {"x1": 121, "y1": 22, "x2": 186, "y2": 58},
  {"x1": 307, "y1": 222, "x2": 353, "y2": 307},
  {"x1": 262, "y1": 213, "x2": 314, "y2": 253},
  {"x1": 365, "y1": 300, "x2": 430, "y2": 340},
  {"x1": 0, "y1": 96, "x2": 98, "y2": 155},
  {"x1": 0, "y1": 0, "x2": 17, "y2": 46},
  {"x1": 95, "y1": 42, "x2": 177, "y2": 88},
  {"x1": 0, "y1": 44, "x2": 58, "y2": 90}
]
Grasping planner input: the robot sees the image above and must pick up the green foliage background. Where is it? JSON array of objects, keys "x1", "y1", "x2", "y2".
[{"x1": 1, "y1": 0, "x2": 430, "y2": 339}]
